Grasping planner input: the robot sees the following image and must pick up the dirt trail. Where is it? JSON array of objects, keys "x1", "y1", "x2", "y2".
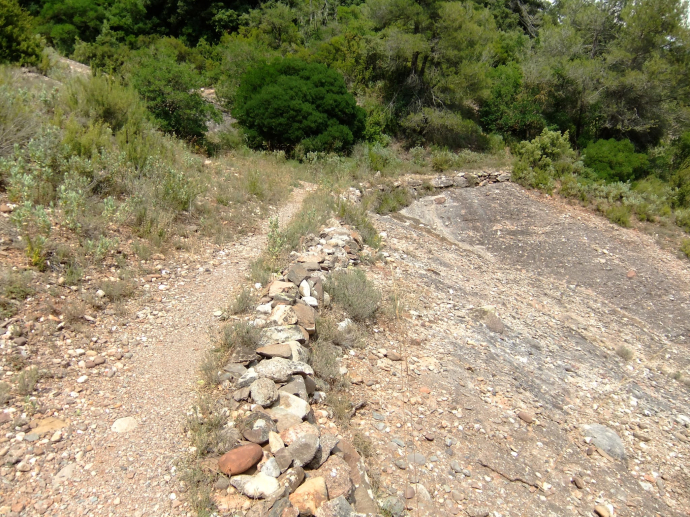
[
  {"x1": 340, "y1": 182, "x2": 690, "y2": 517},
  {"x1": 7, "y1": 185, "x2": 313, "y2": 517}
]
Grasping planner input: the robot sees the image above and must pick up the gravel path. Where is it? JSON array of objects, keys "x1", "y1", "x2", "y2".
[{"x1": 38, "y1": 185, "x2": 313, "y2": 517}]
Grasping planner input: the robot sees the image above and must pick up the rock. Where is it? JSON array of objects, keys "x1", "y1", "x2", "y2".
[
  {"x1": 466, "y1": 507, "x2": 490, "y2": 517},
  {"x1": 572, "y1": 476, "x2": 585, "y2": 489},
  {"x1": 256, "y1": 344, "x2": 294, "y2": 359},
  {"x1": 387, "y1": 351, "x2": 402, "y2": 361},
  {"x1": 242, "y1": 412, "x2": 278, "y2": 444},
  {"x1": 314, "y1": 496, "x2": 353, "y2": 517},
  {"x1": 471, "y1": 306, "x2": 505, "y2": 334},
  {"x1": 434, "y1": 196, "x2": 447, "y2": 204},
  {"x1": 278, "y1": 392, "x2": 311, "y2": 420},
  {"x1": 289, "y1": 476, "x2": 328, "y2": 516},
  {"x1": 302, "y1": 296, "x2": 319, "y2": 307},
  {"x1": 280, "y1": 422, "x2": 320, "y2": 445},
  {"x1": 257, "y1": 302, "x2": 273, "y2": 314},
  {"x1": 269, "y1": 281, "x2": 298, "y2": 298},
  {"x1": 299, "y1": 280, "x2": 311, "y2": 298},
  {"x1": 269, "y1": 431, "x2": 285, "y2": 453},
  {"x1": 405, "y1": 486, "x2": 415, "y2": 499},
  {"x1": 111, "y1": 417, "x2": 137, "y2": 433},
  {"x1": 517, "y1": 411, "x2": 534, "y2": 424},
  {"x1": 271, "y1": 407, "x2": 304, "y2": 432},
  {"x1": 229, "y1": 346, "x2": 260, "y2": 365},
  {"x1": 275, "y1": 447, "x2": 293, "y2": 472},
  {"x1": 594, "y1": 505, "x2": 612, "y2": 517},
  {"x1": 287, "y1": 264, "x2": 310, "y2": 286},
  {"x1": 304, "y1": 375, "x2": 317, "y2": 395},
  {"x1": 241, "y1": 472, "x2": 281, "y2": 499},
  {"x1": 280, "y1": 376, "x2": 309, "y2": 401},
  {"x1": 454, "y1": 176, "x2": 469, "y2": 188},
  {"x1": 379, "y1": 496, "x2": 404, "y2": 517},
  {"x1": 237, "y1": 368, "x2": 259, "y2": 388},
  {"x1": 260, "y1": 326, "x2": 309, "y2": 347},
  {"x1": 582, "y1": 424, "x2": 626, "y2": 461},
  {"x1": 267, "y1": 497, "x2": 293, "y2": 517},
  {"x1": 233, "y1": 387, "x2": 251, "y2": 402},
  {"x1": 219, "y1": 444, "x2": 264, "y2": 475},
  {"x1": 279, "y1": 466, "x2": 305, "y2": 494},
  {"x1": 394, "y1": 459, "x2": 407, "y2": 470},
  {"x1": 270, "y1": 305, "x2": 298, "y2": 326},
  {"x1": 306, "y1": 433, "x2": 339, "y2": 469},
  {"x1": 408, "y1": 452, "x2": 426, "y2": 465},
  {"x1": 313, "y1": 455, "x2": 353, "y2": 500},
  {"x1": 450, "y1": 460, "x2": 463, "y2": 473},
  {"x1": 255, "y1": 358, "x2": 314, "y2": 382},
  {"x1": 262, "y1": 457, "x2": 282, "y2": 478},
  {"x1": 214, "y1": 477, "x2": 231, "y2": 490},
  {"x1": 251, "y1": 378, "x2": 279, "y2": 407},
  {"x1": 287, "y1": 433, "x2": 320, "y2": 467},
  {"x1": 293, "y1": 304, "x2": 316, "y2": 335},
  {"x1": 223, "y1": 362, "x2": 248, "y2": 378}
]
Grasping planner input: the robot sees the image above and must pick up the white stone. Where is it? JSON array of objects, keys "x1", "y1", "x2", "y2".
[
  {"x1": 256, "y1": 303, "x2": 272, "y2": 315},
  {"x1": 299, "y1": 280, "x2": 311, "y2": 298},
  {"x1": 261, "y1": 457, "x2": 281, "y2": 478},
  {"x1": 77, "y1": 375, "x2": 88, "y2": 383},
  {"x1": 278, "y1": 391, "x2": 311, "y2": 420},
  {"x1": 302, "y1": 296, "x2": 318, "y2": 307},
  {"x1": 111, "y1": 417, "x2": 138, "y2": 433},
  {"x1": 241, "y1": 472, "x2": 280, "y2": 499},
  {"x1": 268, "y1": 431, "x2": 285, "y2": 453}
]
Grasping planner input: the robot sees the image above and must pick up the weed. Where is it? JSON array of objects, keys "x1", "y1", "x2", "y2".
[
  {"x1": 0, "y1": 382, "x2": 9, "y2": 405},
  {"x1": 250, "y1": 257, "x2": 275, "y2": 286},
  {"x1": 605, "y1": 205, "x2": 632, "y2": 227},
  {"x1": 132, "y1": 242, "x2": 152, "y2": 261},
  {"x1": 227, "y1": 288, "x2": 256, "y2": 315},
  {"x1": 219, "y1": 321, "x2": 259, "y2": 353},
  {"x1": 615, "y1": 345, "x2": 634, "y2": 361},
  {"x1": 335, "y1": 200, "x2": 381, "y2": 248},
  {"x1": 63, "y1": 300, "x2": 87, "y2": 324},
  {"x1": 352, "y1": 431, "x2": 374, "y2": 458},
  {"x1": 64, "y1": 263, "x2": 83, "y2": 285},
  {"x1": 681, "y1": 239, "x2": 690, "y2": 259},
  {"x1": 372, "y1": 188, "x2": 413, "y2": 215},
  {"x1": 267, "y1": 217, "x2": 287, "y2": 259},
  {"x1": 310, "y1": 337, "x2": 339, "y2": 383},
  {"x1": 325, "y1": 269, "x2": 380, "y2": 321},
  {"x1": 199, "y1": 351, "x2": 223, "y2": 387},
  {"x1": 17, "y1": 367, "x2": 39, "y2": 396},
  {"x1": 180, "y1": 462, "x2": 214, "y2": 517},
  {"x1": 98, "y1": 280, "x2": 134, "y2": 302},
  {"x1": 326, "y1": 391, "x2": 353, "y2": 426},
  {"x1": 1, "y1": 270, "x2": 34, "y2": 300},
  {"x1": 186, "y1": 395, "x2": 229, "y2": 457}
]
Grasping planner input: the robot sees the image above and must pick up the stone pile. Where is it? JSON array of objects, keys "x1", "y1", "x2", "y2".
[
  {"x1": 214, "y1": 220, "x2": 377, "y2": 517},
  {"x1": 400, "y1": 170, "x2": 512, "y2": 190}
]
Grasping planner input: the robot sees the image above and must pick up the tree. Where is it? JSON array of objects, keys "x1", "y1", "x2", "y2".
[
  {"x1": 583, "y1": 138, "x2": 649, "y2": 182},
  {"x1": 0, "y1": 0, "x2": 43, "y2": 65},
  {"x1": 128, "y1": 39, "x2": 220, "y2": 141},
  {"x1": 232, "y1": 58, "x2": 366, "y2": 153}
]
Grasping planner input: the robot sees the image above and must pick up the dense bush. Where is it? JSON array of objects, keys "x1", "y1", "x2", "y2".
[
  {"x1": 0, "y1": 0, "x2": 43, "y2": 65},
  {"x1": 583, "y1": 139, "x2": 649, "y2": 182},
  {"x1": 512, "y1": 129, "x2": 580, "y2": 191},
  {"x1": 401, "y1": 108, "x2": 490, "y2": 151},
  {"x1": 233, "y1": 58, "x2": 366, "y2": 154},
  {"x1": 128, "y1": 40, "x2": 220, "y2": 142},
  {"x1": 325, "y1": 269, "x2": 380, "y2": 321}
]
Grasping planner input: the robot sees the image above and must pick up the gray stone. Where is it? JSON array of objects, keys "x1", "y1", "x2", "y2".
[
  {"x1": 582, "y1": 423, "x2": 627, "y2": 460},
  {"x1": 315, "y1": 496, "x2": 354, "y2": 517},
  {"x1": 287, "y1": 264, "x2": 310, "y2": 286},
  {"x1": 287, "y1": 433, "x2": 320, "y2": 467},
  {"x1": 223, "y1": 362, "x2": 248, "y2": 378},
  {"x1": 269, "y1": 407, "x2": 304, "y2": 432},
  {"x1": 274, "y1": 447, "x2": 293, "y2": 472},
  {"x1": 237, "y1": 367, "x2": 258, "y2": 388},
  {"x1": 254, "y1": 357, "x2": 314, "y2": 382},
  {"x1": 251, "y1": 378, "x2": 279, "y2": 407},
  {"x1": 289, "y1": 342, "x2": 310, "y2": 363},
  {"x1": 454, "y1": 175, "x2": 469, "y2": 188},
  {"x1": 280, "y1": 375, "x2": 308, "y2": 401},
  {"x1": 408, "y1": 452, "x2": 426, "y2": 465},
  {"x1": 277, "y1": 391, "x2": 311, "y2": 420},
  {"x1": 450, "y1": 460, "x2": 463, "y2": 473},
  {"x1": 242, "y1": 412, "x2": 278, "y2": 444},
  {"x1": 262, "y1": 457, "x2": 282, "y2": 478},
  {"x1": 233, "y1": 386, "x2": 251, "y2": 402},
  {"x1": 279, "y1": 466, "x2": 305, "y2": 494},
  {"x1": 304, "y1": 375, "x2": 317, "y2": 395},
  {"x1": 394, "y1": 459, "x2": 407, "y2": 470},
  {"x1": 379, "y1": 496, "x2": 405, "y2": 517},
  {"x1": 267, "y1": 497, "x2": 292, "y2": 517},
  {"x1": 306, "y1": 433, "x2": 339, "y2": 469}
]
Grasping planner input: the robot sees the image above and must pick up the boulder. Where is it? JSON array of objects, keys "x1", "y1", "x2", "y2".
[
  {"x1": 236, "y1": 367, "x2": 258, "y2": 388},
  {"x1": 250, "y1": 378, "x2": 279, "y2": 407},
  {"x1": 242, "y1": 412, "x2": 278, "y2": 444},
  {"x1": 287, "y1": 264, "x2": 310, "y2": 286},
  {"x1": 289, "y1": 476, "x2": 328, "y2": 516},
  {"x1": 280, "y1": 376, "x2": 309, "y2": 401},
  {"x1": 218, "y1": 443, "x2": 263, "y2": 475},
  {"x1": 313, "y1": 455, "x2": 353, "y2": 501},
  {"x1": 254, "y1": 357, "x2": 314, "y2": 382},
  {"x1": 256, "y1": 344, "x2": 294, "y2": 359},
  {"x1": 274, "y1": 447, "x2": 293, "y2": 472},
  {"x1": 261, "y1": 457, "x2": 282, "y2": 478},
  {"x1": 279, "y1": 466, "x2": 305, "y2": 494},
  {"x1": 582, "y1": 424, "x2": 627, "y2": 461},
  {"x1": 289, "y1": 342, "x2": 310, "y2": 363},
  {"x1": 268, "y1": 431, "x2": 285, "y2": 453},
  {"x1": 239, "y1": 472, "x2": 281, "y2": 499},
  {"x1": 280, "y1": 422, "x2": 320, "y2": 445},
  {"x1": 299, "y1": 280, "x2": 311, "y2": 298},
  {"x1": 306, "y1": 433, "x2": 339, "y2": 469},
  {"x1": 315, "y1": 496, "x2": 354, "y2": 517},
  {"x1": 269, "y1": 281, "x2": 297, "y2": 298},
  {"x1": 278, "y1": 392, "x2": 311, "y2": 420},
  {"x1": 287, "y1": 433, "x2": 320, "y2": 467},
  {"x1": 293, "y1": 304, "x2": 316, "y2": 335},
  {"x1": 259, "y1": 326, "x2": 309, "y2": 346},
  {"x1": 269, "y1": 305, "x2": 298, "y2": 326},
  {"x1": 269, "y1": 407, "x2": 304, "y2": 432}
]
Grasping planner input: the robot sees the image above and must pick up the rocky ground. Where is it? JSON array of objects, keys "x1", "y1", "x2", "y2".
[
  {"x1": 341, "y1": 182, "x2": 690, "y2": 517},
  {"x1": 2, "y1": 173, "x2": 689, "y2": 517},
  {"x1": 0, "y1": 186, "x2": 313, "y2": 516}
]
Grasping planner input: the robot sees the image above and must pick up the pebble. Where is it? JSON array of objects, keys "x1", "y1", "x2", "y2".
[{"x1": 111, "y1": 417, "x2": 138, "y2": 433}]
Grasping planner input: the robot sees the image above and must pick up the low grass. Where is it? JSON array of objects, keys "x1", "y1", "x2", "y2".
[
  {"x1": 681, "y1": 239, "x2": 690, "y2": 259},
  {"x1": 16, "y1": 367, "x2": 39, "y2": 396},
  {"x1": 352, "y1": 431, "x2": 374, "y2": 458},
  {"x1": 615, "y1": 345, "x2": 634, "y2": 361},
  {"x1": 0, "y1": 382, "x2": 10, "y2": 406},
  {"x1": 98, "y1": 279, "x2": 134, "y2": 302},
  {"x1": 326, "y1": 391, "x2": 353, "y2": 426},
  {"x1": 0, "y1": 269, "x2": 34, "y2": 319},
  {"x1": 226, "y1": 287, "x2": 256, "y2": 316}
]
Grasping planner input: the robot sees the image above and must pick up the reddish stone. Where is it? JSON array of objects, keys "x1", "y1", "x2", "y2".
[{"x1": 218, "y1": 444, "x2": 263, "y2": 475}]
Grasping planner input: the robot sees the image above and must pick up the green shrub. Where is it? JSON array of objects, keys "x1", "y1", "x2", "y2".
[
  {"x1": 513, "y1": 129, "x2": 579, "y2": 192},
  {"x1": 605, "y1": 204, "x2": 632, "y2": 227},
  {"x1": 0, "y1": 0, "x2": 43, "y2": 65},
  {"x1": 325, "y1": 269, "x2": 380, "y2": 321},
  {"x1": 371, "y1": 187, "x2": 413, "y2": 215},
  {"x1": 583, "y1": 139, "x2": 649, "y2": 183},
  {"x1": 0, "y1": 67, "x2": 41, "y2": 157},
  {"x1": 401, "y1": 108, "x2": 490, "y2": 150},
  {"x1": 681, "y1": 239, "x2": 690, "y2": 258},
  {"x1": 233, "y1": 58, "x2": 366, "y2": 154}
]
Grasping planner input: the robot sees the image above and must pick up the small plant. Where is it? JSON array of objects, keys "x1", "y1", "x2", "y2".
[
  {"x1": 605, "y1": 205, "x2": 632, "y2": 227},
  {"x1": 228, "y1": 288, "x2": 256, "y2": 315},
  {"x1": 1, "y1": 269, "x2": 34, "y2": 300},
  {"x1": 352, "y1": 431, "x2": 374, "y2": 458},
  {"x1": 219, "y1": 321, "x2": 259, "y2": 353},
  {"x1": 199, "y1": 351, "x2": 223, "y2": 387},
  {"x1": 310, "y1": 338, "x2": 339, "y2": 383},
  {"x1": 681, "y1": 239, "x2": 690, "y2": 259},
  {"x1": 0, "y1": 382, "x2": 10, "y2": 405},
  {"x1": 16, "y1": 367, "x2": 39, "y2": 396},
  {"x1": 250, "y1": 257, "x2": 274, "y2": 286},
  {"x1": 267, "y1": 217, "x2": 287, "y2": 259},
  {"x1": 98, "y1": 280, "x2": 133, "y2": 302},
  {"x1": 615, "y1": 345, "x2": 634, "y2": 361},
  {"x1": 371, "y1": 188, "x2": 413, "y2": 215},
  {"x1": 132, "y1": 242, "x2": 152, "y2": 261},
  {"x1": 325, "y1": 269, "x2": 380, "y2": 321},
  {"x1": 326, "y1": 391, "x2": 353, "y2": 425}
]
